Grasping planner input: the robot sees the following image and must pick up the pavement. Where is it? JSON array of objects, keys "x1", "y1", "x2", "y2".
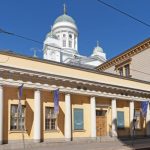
[{"x1": 0, "y1": 138, "x2": 150, "y2": 150}]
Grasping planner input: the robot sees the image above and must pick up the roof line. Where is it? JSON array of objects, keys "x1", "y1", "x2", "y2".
[{"x1": 96, "y1": 37, "x2": 150, "y2": 70}]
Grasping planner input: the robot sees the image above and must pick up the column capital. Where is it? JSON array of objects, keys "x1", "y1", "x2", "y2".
[
  {"x1": 90, "y1": 96, "x2": 96, "y2": 99},
  {"x1": 35, "y1": 88, "x2": 41, "y2": 92},
  {"x1": 111, "y1": 98, "x2": 117, "y2": 101},
  {"x1": 65, "y1": 92, "x2": 71, "y2": 96}
]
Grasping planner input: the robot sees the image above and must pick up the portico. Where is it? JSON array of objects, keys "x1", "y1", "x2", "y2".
[{"x1": 0, "y1": 51, "x2": 150, "y2": 144}]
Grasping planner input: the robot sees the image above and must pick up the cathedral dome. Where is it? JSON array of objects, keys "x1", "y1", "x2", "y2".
[
  {"x1": 92, "y1": 41, "x2": 103, "y2": 55},
  {"x1": 52, "y1": 4, "x2": 78, "y2": 32},
  {"x1": 54, "y1": 14, "x2": 76, "y2": 25}
]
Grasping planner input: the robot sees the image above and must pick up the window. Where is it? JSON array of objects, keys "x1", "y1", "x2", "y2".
[
  {"x1": 63, "y1": 34, "x2": 66, "y2": 37},
  {"x1": 125, "y1": 64, "x2": 130, "y2": 77},
  {"x1": 96, "y1": 110, "x2": 107, "y2": 116},
  {"x1": 118, "y1": 67, "x2": 123, "y2": 76},
  {"x1": 69, "y1": 34, "x2": 72, "y2": 39},
  {"x1": 45, "y1": 107, "x2": 57, "y2": 130},
  {"x1": 134, "y1": 109, "x2": 141, "y2": 129},
  {"x1": 69, "y1": 40, "x2": 72, "y2": 48},
  {"x1": 74, "y1": 108, "x2": 84, "y2": 130},
  {"x1": 10, "y1": 105, "x2": 25, "y2": 130},
  {"x1": 63, "y1": 40, "x2": 66, "y2": 47},
  {"x1": 117, "y1": 111, "x2": 124, "y2": 129}
]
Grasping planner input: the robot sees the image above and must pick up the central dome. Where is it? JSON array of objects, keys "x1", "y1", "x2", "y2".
[{"x1": 54, "y1": 14, "x2": 76, "y2": 25}]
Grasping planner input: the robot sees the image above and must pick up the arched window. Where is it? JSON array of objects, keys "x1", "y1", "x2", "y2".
[
  {"x1": 69, "y1": 34, "x2": 73, "y2": 48},
  {"x1": 69, "y1": 34, "x2": 72, "y2": 39},
  {"x1": 62, "y1": 34, "x2": 66, "y2": 47}
]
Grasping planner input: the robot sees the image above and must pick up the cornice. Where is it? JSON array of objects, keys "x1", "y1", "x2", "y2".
[
  {"x1": 0, "y1": 65, "x2": 150, "y2": 96},
  {"x1": 96, "y1": 38, "x2": 150, "y2": 71},
  {"x1": 0, "y1": 77, "x2": 149, "y2": 102}
]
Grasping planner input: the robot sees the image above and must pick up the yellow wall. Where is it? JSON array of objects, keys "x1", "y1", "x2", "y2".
[
  {"x1": 0, "y1": 53, "x2": 150, "y2": 92},
  {"x1": 3, "y1": 87, "x2": 147, "y2": 143},
  {"x1": 71, "y1": 95, "x2": 91, "y2": 138}
]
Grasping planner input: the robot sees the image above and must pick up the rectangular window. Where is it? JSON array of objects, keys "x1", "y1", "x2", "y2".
[
  {"x1": 74, "y1": 108, "x2": 84, "y2": 130},
  {"x1": 63, "y1": 40, "x2": 66, "y2": 47},
  {"x1": 125, "y1": 64, "x2": 130, "y2": 77},
  {"x1": 69, "y1": 40, "x2": 72, "y2": 48},
  {"x1": 135, "y1": 109, "x2": 141, "y2": 129},
  {"x1": 117, "y1": 111, "x2": 124, "y2": 129},
  {"x1": 118, "y1": 67, "x2": 123, "y2": 76},
  {"x1": 45, "y1": 107, "x2": 57, "y2": 130},
  {"x1": 10, "y1": 105, "x2": 25, "y2": 130}
]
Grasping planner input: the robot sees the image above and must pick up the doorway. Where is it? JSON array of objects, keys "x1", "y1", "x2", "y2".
[{"x1": 96, "y1": 110, "x2": 107, "y2": 136}]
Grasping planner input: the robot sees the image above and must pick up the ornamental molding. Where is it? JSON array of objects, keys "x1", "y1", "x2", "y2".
[
  {"x1": 0, "y1": 65, "x2": 150, "y2": 97},
  {"x1": 97, "y1": 38, "x2": 150, "y2": 71},
  {"x1": 0, "y1": 77, "x2": 149, "y2": 102}
]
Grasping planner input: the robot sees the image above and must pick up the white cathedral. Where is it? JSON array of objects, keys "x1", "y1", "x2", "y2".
[{"x1": 43, "y1": 5, "x2": 106, "y2": 68}]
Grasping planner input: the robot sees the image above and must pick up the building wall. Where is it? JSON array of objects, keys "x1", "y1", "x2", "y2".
[
  {"x1": 102, "y1": 47, "x2": 150, "y2": 82},
  {"x1": 103, "y1": 66, "x2": 116, "y2": 74},
  {"x1": 3, "y1": 86, "x2": 147, "y2": 143},
  {"x1": 130, "y1": 47, "x2": 150, "y2": 82},
  {"x1": 0, "y1": 53, "x2": 150, "y2": 92}
]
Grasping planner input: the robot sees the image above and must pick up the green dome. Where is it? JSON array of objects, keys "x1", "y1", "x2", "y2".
[{"x1": 54, "y1": 14, "x2": 76, "y2": 25}]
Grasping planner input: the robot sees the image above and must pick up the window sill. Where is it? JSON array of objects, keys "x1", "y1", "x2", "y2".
[
  {"x1": 9, "y1": 130, "x2": 27, "y2": 133},
  {"x1": 44, "y1": 129, "x2": 60, "y2": 133},
  {"x1": 73, "y1": 129, "x2": 86, "y2": 132}
]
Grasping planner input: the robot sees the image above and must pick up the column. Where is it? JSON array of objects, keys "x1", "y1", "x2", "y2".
[
  {"x1": 0, "y1": 85, "x2": 3, "y2": 145},
  {"x1": 90, "y1": 96, "x2": 96, "y2": 139},
  {"x1": 65, "y1": 93, "x2": 71, "y2": 141},
  {"x1": 129, "y1": 101, "x2": 134, "y2": 136},
  {"x1": 146, "y1": 102, "x2": 150, "y2": 136},
  {"x1": 111, "y1": 98, "x2": 117, "y2": 137},
  {"x1": 34, "y1": 89, "x2": 41, "y2": 143}
]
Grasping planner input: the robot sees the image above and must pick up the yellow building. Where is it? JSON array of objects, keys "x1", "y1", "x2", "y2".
[{"x1": 0, "y1": 50, "x2": 150, "y2": 144}]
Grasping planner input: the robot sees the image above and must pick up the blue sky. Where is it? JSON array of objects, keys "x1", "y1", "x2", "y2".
[{"x1": 0, "y1": 0, "x2": 150, "y2": 60}]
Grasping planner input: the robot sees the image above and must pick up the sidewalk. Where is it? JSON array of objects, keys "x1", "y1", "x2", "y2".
[{"x1": 0, "y1": 138, "x2": 150, "y2": 150}]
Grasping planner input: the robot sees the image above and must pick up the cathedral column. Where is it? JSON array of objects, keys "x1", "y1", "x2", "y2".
[
  {"x1": 129, "y1": 101, "x2": 134, "y2": 136},
  {"x1": 65, "y1": 93, "x2": 71, "y2": 141},
  {"x1": 34, "y1": 89, "x2": 41, "y2": 143},
  {"x1": 90, "y1": 96, "x2": 96, "y2": 139},
  {"x1": 111, "y1": 98, "x2": 117, "y2": 137},
  {"x1": 0, "y1": 85, "x2": 3, "y2": 144}
]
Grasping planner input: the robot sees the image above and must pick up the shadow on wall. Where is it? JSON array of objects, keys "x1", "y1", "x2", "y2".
[
  {"x1": 25, "y1": 101, "x2": 33, "y2": 137},
  {"x1": 58, "y1": 106, "x2": 65, "y2": 135}
]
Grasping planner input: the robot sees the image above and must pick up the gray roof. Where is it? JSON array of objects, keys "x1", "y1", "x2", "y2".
[{"x1": 54, "y1": 14, "x2": 76, "y2": 25}]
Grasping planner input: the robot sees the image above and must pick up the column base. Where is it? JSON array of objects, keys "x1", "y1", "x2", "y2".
[
  {"x1": 0, "y1": 140, "x2": 3, "y2": 145},
  {"x1": 65, "y1": 138, "x2": 71, "y2": 142},
  {"x1": 91, "y1": 137, "x2": 96, "y2": 141},
  {"x1": 34, "y1": 139, "x2": 41, "y2": 143}
]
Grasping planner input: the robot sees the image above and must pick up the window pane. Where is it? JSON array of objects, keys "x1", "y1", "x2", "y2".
[
  {"x1": 69, "y1": 40, "x2": 72, "y2": 48},
  {"x1": 119, "y1": 67, "x2": 123, "y2": 76},
  {"x1": 10, "y1": 105, "x2": 25, "y2": 130},
  {"x1": 125, "y1": 64, "x2": 130, "y2": 77},
  {"x1": 74, "y1": 109, "x2": 84, "y2": 130},
  {"x1": 45, "y1": 107, "x2": 56, "y2": 130},
  {"x1": 117, "y1": 111, "x2": 124, "y2": 128},
  {"x1": 63, "y1": 40, "x2": 66, "y2": 47}
]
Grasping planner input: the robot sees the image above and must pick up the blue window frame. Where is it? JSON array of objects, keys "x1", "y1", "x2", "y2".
[
  {"x1": 117, "y1": 111, "x2": 124, "y2": 129},
  {"x1": 74, "y1": 108, "x2": 84, "y2": 130}
]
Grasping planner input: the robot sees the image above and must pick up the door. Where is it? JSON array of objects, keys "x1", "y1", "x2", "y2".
[{"x1": 96, "y1": 110, "x2": 107, "y2": 136}]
